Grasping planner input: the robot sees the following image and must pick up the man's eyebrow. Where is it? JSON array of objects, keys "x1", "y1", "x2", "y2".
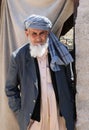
[
  {"x1": 32, "y1": 32, "x2": 37, "y2": 34},
  {"x1": 39, "y1": 31, "x2": 47, "y2": 34}
]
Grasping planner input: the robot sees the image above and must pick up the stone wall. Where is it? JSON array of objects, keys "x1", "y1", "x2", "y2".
[{"x1": 75, "y1": 0, "x2": 89, "y2": 129}]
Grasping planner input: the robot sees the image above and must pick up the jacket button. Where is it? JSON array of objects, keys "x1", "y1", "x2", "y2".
[
  {"x1": 29, "y1": 113, "x2": 32, "y2": 116},
  {"x1": 33, "y1": 100, "x2": 36, "y2": 103}
]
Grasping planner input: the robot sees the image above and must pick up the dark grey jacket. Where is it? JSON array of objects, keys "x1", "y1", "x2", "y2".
[{"x1": 5, "y1": 43, "x2": 75, "y2": 130}]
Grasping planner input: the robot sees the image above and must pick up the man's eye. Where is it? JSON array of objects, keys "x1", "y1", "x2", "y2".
[
  {"x1": 41, "y1": 32, "x2": 44, "y2": 34},
  {"x1": 32, "y1": 33, "x2": 37, "y2": 37}
]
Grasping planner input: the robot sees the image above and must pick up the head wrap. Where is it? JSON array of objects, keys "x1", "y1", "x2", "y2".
[
  {"x1": 24, "y1": 14, "x2": 73, "y2": 71},
  {"x1": 24, "y1": 14, "x2": 52, "y2": 31}
]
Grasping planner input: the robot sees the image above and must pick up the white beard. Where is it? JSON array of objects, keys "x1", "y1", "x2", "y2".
[{"x1": 29, "y1": 38, "x2": 49, "y2": 58}]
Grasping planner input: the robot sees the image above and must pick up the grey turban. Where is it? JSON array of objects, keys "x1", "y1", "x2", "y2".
[{"x1": 24, "y1": 14, "x2": 52, "y2": 31}]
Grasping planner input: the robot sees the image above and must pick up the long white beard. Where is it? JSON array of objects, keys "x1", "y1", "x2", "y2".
[{"x1": 29, "y1": 38, "x2": 49, "y2": 58}]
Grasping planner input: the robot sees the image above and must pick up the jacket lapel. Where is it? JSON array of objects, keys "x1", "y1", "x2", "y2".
[{"x1": 25, "y1": 48, "x2": 39, "y2": 90}]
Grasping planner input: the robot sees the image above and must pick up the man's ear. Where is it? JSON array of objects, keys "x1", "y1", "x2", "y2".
[{"x1": 25, "y1": 30, "x2": 29, "y2": 37}]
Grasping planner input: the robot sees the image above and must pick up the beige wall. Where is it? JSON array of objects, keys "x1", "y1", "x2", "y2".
[{"x1": 75, "y1": 0, "x2": 89, "y2": 129}]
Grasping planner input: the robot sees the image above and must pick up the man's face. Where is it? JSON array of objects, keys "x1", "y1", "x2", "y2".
[{"x1": 25, "y1": 28, "x2": 49, "y2": 45}]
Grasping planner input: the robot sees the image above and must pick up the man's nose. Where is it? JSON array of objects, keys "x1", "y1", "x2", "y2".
[{"x1": 36, "y1": 35, "x2": 42, "y2": 42}]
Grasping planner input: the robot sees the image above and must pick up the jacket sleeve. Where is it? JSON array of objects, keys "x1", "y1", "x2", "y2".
[{"x1": 5, "y1": 54, "x2": 21, "y2": 112}]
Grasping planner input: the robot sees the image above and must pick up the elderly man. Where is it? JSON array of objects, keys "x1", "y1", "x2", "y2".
[{"x1": 5, "y1": 14, "x2": 75, "y2": 130}]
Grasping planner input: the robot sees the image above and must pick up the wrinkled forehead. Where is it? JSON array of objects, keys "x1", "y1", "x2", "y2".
[{"x1": 24, "y1": 14, "x2": 52, "y2": 31}]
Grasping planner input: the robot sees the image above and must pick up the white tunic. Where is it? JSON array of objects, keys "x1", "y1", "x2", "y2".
[{"x1": 27, "y1": 53, "x2": 67, "y2": 130}]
